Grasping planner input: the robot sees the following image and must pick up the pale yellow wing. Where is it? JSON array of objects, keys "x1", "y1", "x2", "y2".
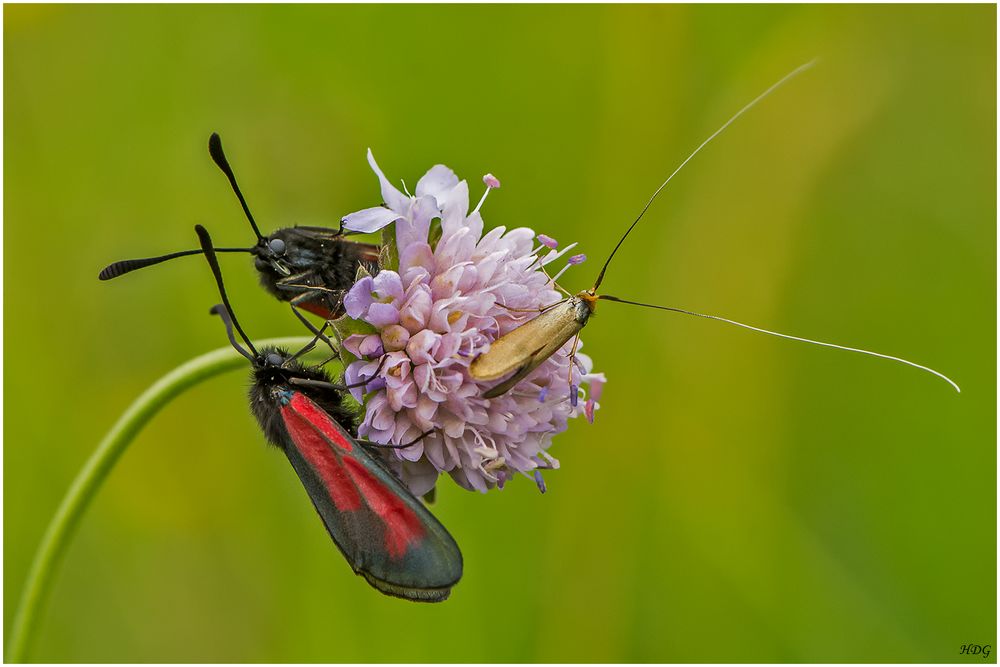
[
  {"x1": 470, "y1": 303, "x2": 581, "y2": 381},
  {"x1": 471, "y1": 299, "x2": 592, "y2": 398}
]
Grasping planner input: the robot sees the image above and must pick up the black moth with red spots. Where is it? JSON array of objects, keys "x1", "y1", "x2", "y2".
[
  {"x1": 99, "y1": 133, "x2": 379, "y2": 320},
  {"x1": 197, "y1": 224, "x2": 462, "y2": 602}
]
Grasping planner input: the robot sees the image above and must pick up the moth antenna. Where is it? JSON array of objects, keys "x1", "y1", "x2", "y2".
[
  {"x1": 208, "y1": 132, "x2": 265, "y2": 242},
  {"x1": 592, "y1": 59, "x2": 817, "y2": 293},
  {"x1": 195, "y1": 224, "x2": 259, "y2": 358},
  {"x1": 98, "y1": 247, "x2": 254, "y2": 280},
  {"x1": 209, "y1": 304, "x2": 255, "y2": 362},
  {"x1": 598, "y1": 294, "x2": 960, "y2": 393}
]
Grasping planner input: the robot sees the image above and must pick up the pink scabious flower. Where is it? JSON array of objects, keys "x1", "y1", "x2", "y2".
[{"x1": 339, "y1": 150, "x2": 605, "y2": 495}]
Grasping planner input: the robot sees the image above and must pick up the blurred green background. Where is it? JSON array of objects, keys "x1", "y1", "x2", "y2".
[{"x1": 5, "y1": 4, "x2": 995, "y2": 662}]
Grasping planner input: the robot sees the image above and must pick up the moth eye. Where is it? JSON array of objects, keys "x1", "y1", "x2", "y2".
[
  {"x1": 268, "y1": 238, "x2": 286, "y2": 255},
  {"x1": 266, "y1": 352, "x2": 284, "y2": 367}
]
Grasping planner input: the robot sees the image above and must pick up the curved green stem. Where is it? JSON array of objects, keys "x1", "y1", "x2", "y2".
[{"x1": 6, "y1": 338, "x2": 313, "y2": 662}]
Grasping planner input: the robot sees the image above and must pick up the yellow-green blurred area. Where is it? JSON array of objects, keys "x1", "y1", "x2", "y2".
[{"x1": 4, "y1": 4, "x2": 995, "y2": 662}]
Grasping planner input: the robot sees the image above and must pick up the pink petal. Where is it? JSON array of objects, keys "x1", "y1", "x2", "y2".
[
  {"x1": 423, "y1": 436, "x2": 448, "y2": 470},
  {"x1": 406, "y1": 330, "x2": 440, "y2": 365},
  {"x1": 399, "y1": 288, "x2": 433, "y2": 332},
  {"x1": 413, "y1": 363, "x2": 434, "y2": 392},
  {"x1": 415, "y1": 164, "x2": 459, "y2": 205},
  {"x1": 372, "y1": 270, "x2": 405, "y2": 302},
  {"x1": 340, "y1": 206, "x2": 402, "y2": 233},
  {"x1": 342, "y1": 334, "x2": 367, "y2": 359},
  {"x1": 399, "y1": 459, "x2": 438, "y2": 496},
  {"x1": 590, "y1": 377, "x2": 605, "y2": 401},
  {"x1": 415, "y1": 395, "x2": 439, "y2": 425},
  {"x1": 380, "y1": 324, "x2": 410, "y2": 352},
  {"x1": 440, "y1": 180, "x2": 470, "y2": 236},
  {"x1": 396, "y1": 195, "x2": 438, "y2": 249},
  {"x1": 396, "y1": 430, "x2": 426, "y2": 462},
  {"x1": 366, "y1": 148, "x2": 409, "y2": 212},
  {"x1": 343, "y1": 276, "x2": 374, "y2": 319},
  {"x1": 399, "y1": 242, "x2": 435, "y2": 277},
  {"x1": 387, "y1": 380, "x2": 414, "y2": 411},
  {"x1": 371, "y1": 397, "x2": 395, "y2": 431},
  {"x1": 358, "y1": 334, "x2": 383, "y2": 358},
  {"x1": 429, "y1": 265, "x2": 465, "y2": 300},
  {"x1": 367, "y1": 302, "x2": 399, "y2": 328},
  {"x1": 344, "y1": 360, "x2": 366, "y2": 402},
  {"x1": 436, "y1": 332, "x2": 462, "y2": 360}
]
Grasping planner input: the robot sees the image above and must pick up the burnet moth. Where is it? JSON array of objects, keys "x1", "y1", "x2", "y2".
[
  {"x1": 193, "y1": 223, "x2": 462, "y2": 602},
  {"x1": 100, "y1": 133, "x2": 380, "y2": 319},
  {"x1": 470, "y1": 61, "x2": 960, "y2": 398}
]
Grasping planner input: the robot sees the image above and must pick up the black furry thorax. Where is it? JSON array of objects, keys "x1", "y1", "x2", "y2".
[{"x1": 248, "y1": 346, "x2": 356, "y2": 448}]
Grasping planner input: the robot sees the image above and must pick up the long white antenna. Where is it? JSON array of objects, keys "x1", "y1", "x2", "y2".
[
  {"x1": 599, "y1": 295, "x2": 960, "y2": 392},
  {"x1": 593, "y1": 59, "x2": 817, "y2": 292}
]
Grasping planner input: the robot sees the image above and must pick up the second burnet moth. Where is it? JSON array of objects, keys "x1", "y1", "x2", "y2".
[
  {"x1": 100, "y1": 133, "x2": 380, "y2": 319},
  {"x1": 194, "y1": 223, "x2": 462, "y2": 602},
  {"x1": 470, "y1": 61, "x2": 960, "y2": 398}
]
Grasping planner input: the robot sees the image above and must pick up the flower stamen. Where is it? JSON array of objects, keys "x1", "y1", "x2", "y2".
[
  {"x1": 472, "y1": 173, "x2": 500, "y2": 216},
  {"x1": 539, "y1": 451, "x2": 560, "y2": 469},
  {"x1": 548, "y1": 252, "x2": 588, "y2": 286},
  {"x1": 533, "y1": 470, "x2": 547, "y2": 494},
  {"x1": 537, "y1": 234, "x2": 559, "y2": 249},
  {"x1": 531, "y1": 242, "x2": 579, "y2": 272}
]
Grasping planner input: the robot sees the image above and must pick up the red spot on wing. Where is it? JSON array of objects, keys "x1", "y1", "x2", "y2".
[
  {"x1": 284, "y1": 392, "x2": 425, "y2": 558},
  {"x1": 342, "y1": 457, "x2": 426, "y2": 559},
  {"x1": 298, "y1": 300, "x2": 335, "y2": 319},
  {"x1": 355, "y1": 243, "x2": 381, "y2": 264},
  {"x1": 282, "y1": 402, "x2": 360, "y2": 512},
  {"x1": 288, "y1": 393, "x2": 352, "y2": 452}
]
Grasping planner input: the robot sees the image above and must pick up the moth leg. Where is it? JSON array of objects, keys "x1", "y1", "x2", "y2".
[
  {"x1": 272, "y1": 271, "x2": 318, "y2": 293},
  {"x1": 274, "y1": 270, "x2": 342, "y2": 298},
  {"x1": 284, "y1": 318, "x2": 336, "y2": 364},
  {"x1": 313, "y1": 289, "x2": 350, "y2": 357},
  {"x1": 358, "y1": 430, "x2": 433, "y2": 450},
  {"x1": 309, "y1": 353, "x2": 341, "y2": 370},
  {"x1": 288, "y1": 355, "x2": 389, "y2": 391},
  {"x1": 281, "y1": 282, "x2": 341, "y2": 294},
  {"x1": 326, "y1": 291, "x2": 347, "y2": 321},
  {"x1": 566, "y1": 330, "x2": 582, "y2": 389},
  {"x1": 287, "y1": 289, "x2": 330, "y2": 313},
  {"x1": 275, "y1": 271, "x2": 343, "y2": 310},
  {"x1": 538, "y1": 263, "x2": 573, "y2": 298},
  {"x1": 494, "y1": 298, "x2": 568, "y2": 314},
  {"x1": 494, "y1": 303, "x2": 547, "y2": 313},
  {"x1": 284, "y1": 282, "x2": 346, "y2": 320},
  {"x1": 289, "y1": 305, "x2": 339, "y2": 356}
]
